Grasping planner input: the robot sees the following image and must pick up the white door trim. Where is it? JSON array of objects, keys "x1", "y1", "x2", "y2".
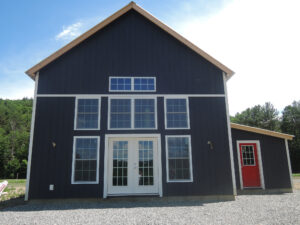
[
  {"x1": 236, "y1": 140, "x2": 265, "y2": 190},
  {"x1": 103, "y1": 133, "x2": 162, "y2": 198}
]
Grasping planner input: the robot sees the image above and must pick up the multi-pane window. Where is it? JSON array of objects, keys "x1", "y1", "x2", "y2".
[
  {"x1": 112, "y1": 141, "x2": 128, "y2": 186},
  {"x1": 242, "y1": 145, "x2": 255, "y2": 166},
  {"x1": 165, "y1": 98, "x2": 189, "y2": 129},
  {"x1": 134, "y1": 99, "x2": 155, "y2": 128},
  {"x1": 75, "y1": 98, "x2": 100, "y2": 129},
  {"x1": 139, "y1": 141, "x2": 154, "y2": 186},
  {"x1": 109, "y1": 77, "x2": 156, "y2": 92},
  {"x1": 110, "y1": 99, "x2": 131, "y2": 129},
  {"x1": 166, "y1": 136, "x2": 193, "y2": 182},
  {"x1": 109, "y1": 98, "x2": 156, "y2": 129},
  {"x1": 72, "y1": 137, "x2": 99, "y2": 184}
]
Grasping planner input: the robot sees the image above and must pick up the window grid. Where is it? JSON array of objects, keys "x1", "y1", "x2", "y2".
[
  {"x1": 76, "y1": 99, "x2": 100, "y2": 130},
  {"x1": 134, "y1": 99, "x2": 155, "y2": 128},
  {"x1": 110, "y1": 99, "x2": 131, "y2": 129},
  {"x1": 134, "y1": 78, "x2": 155, "y2": 91},
  {"x1": 72, "y1": 137, "x2": 99, "y2": 184},
  {"x1": 112, "y1": 141, "x2": 128, "y2": 186},
  {"x1": 242, "y1": 145, "x2": 255, "y2": 166},
  {"x1": 165, "y1": 98, "x2": 189, "y2": 129},
  {"x1": 109, "y1": 77, "x2": 156, "y2": 92},
  {"x1": 166, "y1": 136, "x2": 192, "y2": 182},
  {"x1": 139, "y1": 141, "x2": 154, "y2": 186}
]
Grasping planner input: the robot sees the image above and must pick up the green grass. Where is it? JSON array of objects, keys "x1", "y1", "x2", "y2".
[
  {"x1": 0, "y1": 179, "x2": 26, "y2": 202},
  {"x1": 293, "y1": 173, "x2": 300, "y2": 177}
]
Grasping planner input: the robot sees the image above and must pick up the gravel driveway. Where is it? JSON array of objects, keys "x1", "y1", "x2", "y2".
[{"x1": 1, "y1": 190, "x2": 300, "y2": 225}]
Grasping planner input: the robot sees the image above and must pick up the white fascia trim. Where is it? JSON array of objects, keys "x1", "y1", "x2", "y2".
[
  {"x1": 74, "y1": 96, "x2": 101, "y2": 130},
  {"x1": 285, "y1": 139, "x2": 294, "y2": 190},
  {"x1": 223, "y1": 72, "x2": 237, "y2": 195},
  {"x1": 107, "y1": 96, "x2": 158, "y2": 130},
  {"x1": 108, "y1": 76, "x2": 156, "y2": 92},
  {"x1": 236, "y1": 140, "x2": 265, "y2": 190},
  {"x1": 164, "y1": 96, "x2": 190, "y2": 130},
  {"x1": 165, "y1": 135, "x2": 193, "y2": 183},
  {"x1": 25, "y1": 72, "x2": 39, "y2": 201},
  {"x1": 71, "y1": 136, "x2": 100, "y2": 185},
  {"x1": 37, "y1": 94, "x2": 225, "y2": 98}
]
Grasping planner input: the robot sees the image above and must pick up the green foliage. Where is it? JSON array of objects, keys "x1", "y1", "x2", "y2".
[{"x1": 0, "y1": 98, "x2": 32, "y2": 179}]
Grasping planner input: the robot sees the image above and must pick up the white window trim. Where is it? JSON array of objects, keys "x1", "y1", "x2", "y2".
[
  {"x1": 108, "y1": 96, "x2": 157, "y2": 130},
  {"x1": 109, "y1": 76, "x2": 156, "y2": 92},
  {"x1": 164, "y1": 97, "x2": 190, "y2": 129},
  {"x1": 74, "y1": 97, "x2": 101, "y2": 130},
  {"x1": 165, "y1": 135, "x2": 193, "y2": 183},
  {"x1": 71, "y1": 136, "x2": 100, "y2": 184},
  {"x1": 236, "y1": 140, "x2": 265, "y2": 190}
]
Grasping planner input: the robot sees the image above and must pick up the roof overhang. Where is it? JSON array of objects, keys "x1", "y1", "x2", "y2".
[
  {"x1": 25, "y1": 1, "x2": 234, "y2": 80},
  {"x1": 231, "y1": 123, "x2": 294, "y2": 140}
]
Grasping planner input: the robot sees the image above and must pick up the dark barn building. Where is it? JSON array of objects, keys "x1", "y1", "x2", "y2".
[{"x1": 24, "y1": 2, "x2": 293, "y2": 200}]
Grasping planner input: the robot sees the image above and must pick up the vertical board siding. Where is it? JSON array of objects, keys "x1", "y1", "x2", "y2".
[
  {"x1": 29, "y1": 96, "x2": 234, "y2": 198},
  {"x1": 231, "y1": 128, "x2": 292, "y2": 190},
  {"x1": 37, "y1": 10, "x2": 224, "y2": 95}
]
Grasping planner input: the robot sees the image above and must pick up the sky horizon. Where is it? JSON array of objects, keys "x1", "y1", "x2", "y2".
[{"x1": 0, "y1": 0, "x2": 299, "y2": 115}]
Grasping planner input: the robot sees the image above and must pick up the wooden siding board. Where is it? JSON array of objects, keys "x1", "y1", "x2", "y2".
[
  {"x1": 231, "y1": 128, "x2": 292, "y2": 190},
  {"x1": 37, "y1": 10, "x2": 224, "y2": 95}
]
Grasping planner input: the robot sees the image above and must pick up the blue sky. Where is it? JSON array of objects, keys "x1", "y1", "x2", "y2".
[{"x1": 1, "y1": 0, "x2": 299, "y2": 115}]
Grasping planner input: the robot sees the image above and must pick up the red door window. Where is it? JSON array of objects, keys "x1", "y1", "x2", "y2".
[{"x1": 239, "y1": 143, "x2": 261, "y2": 187}]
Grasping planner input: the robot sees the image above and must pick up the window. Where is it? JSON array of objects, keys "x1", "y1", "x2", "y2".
[
  {"x1": 109, "y1": 98, "x2": 156, "y2": 129},
  {"x1": 75, "y1": 98, "x2": 100, "y2": 130},
  {"x1": 166, "y1": 136, "x2": 193, "y2": 182},
  {"x1": 241, "y1": 145, "x2": 255, "y2": 166},
  {"x1": 112, "y1": 141, "x2": 128, "y2": 186},
  {"x1": 165, "y1": 98, "x2": 189, "y2": 129},
  {"x1": 109, "y1": 77, "x2": 156, "y2": 92},
  {"x1": 72, "y1": 137, "x2": 99, "y2": 184}
]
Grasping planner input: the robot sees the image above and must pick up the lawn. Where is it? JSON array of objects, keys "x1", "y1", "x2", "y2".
[
  {"x1": 293, "y1": 173, "x2": 300, "y2": 177},
  {"x1": 0, "y1": 179, "x2": 26, "y2": 202}
]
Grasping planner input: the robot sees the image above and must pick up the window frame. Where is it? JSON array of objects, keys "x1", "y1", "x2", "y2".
[
  {"x1": 165, "y1": 135, "x2": 193, "y2": 183},
  {"x1": 164, "y1": 97, "x2": 190, "y2": 130},
  {"x1": 108, "y1": 96, "x2": 157, "y2": 130},
  {"x1": 74, "y1": 97, "x2": 101, "y2": 130},
  {"x1": 71, "y1": 136, "x2": 100, "y2": 184},
  {"x1": 109, "y1": 77, "x2": 156, "y2": 92}
]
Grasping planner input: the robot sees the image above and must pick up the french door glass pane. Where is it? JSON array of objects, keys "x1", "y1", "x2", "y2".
[
  {"x1": 138, "y1": 141, "x2": 154, "y2": 186},
  {"x1": 112, "y1": 141, "x2": 128, "y2": 186}
]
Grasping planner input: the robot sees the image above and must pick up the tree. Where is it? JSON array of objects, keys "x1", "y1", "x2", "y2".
[
  {"x1": 231, "y1": 102, "x2": 280, "y2": 131},
  {"x1": 281, "y1": 101, "x2": 300, "y2": 173}
]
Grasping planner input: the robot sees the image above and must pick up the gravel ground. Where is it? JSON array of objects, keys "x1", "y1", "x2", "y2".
[{"x1": 1, "y1": 190, "x2": 300, "y2": 225}]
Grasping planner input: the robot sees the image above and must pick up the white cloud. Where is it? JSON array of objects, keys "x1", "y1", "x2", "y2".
[
  {"x1": 175, "y1": 0, "x2": 300, "y2": 115},
  {"x1": 55, "y1": 22, "x2": 83, "y2": 41}
]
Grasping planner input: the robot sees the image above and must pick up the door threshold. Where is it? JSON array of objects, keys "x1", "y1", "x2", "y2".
[{"x1": 107, "y1": 193, "x2": 160, "y2": 197}]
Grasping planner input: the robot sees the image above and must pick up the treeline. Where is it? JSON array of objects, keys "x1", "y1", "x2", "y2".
[
  {"x1": 0, "y1": 98, "x2": 32, "y2": 178},
  {"x1": 231, "y1": 101, "x2": 300, "y2": 172},
  {"x1": 0, "y1": 99, "x2": 299, "y2": 179}
]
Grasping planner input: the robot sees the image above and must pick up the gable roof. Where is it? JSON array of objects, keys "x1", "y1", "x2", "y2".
[
  {"x1": 231, "y1": 123, "x2": 294, "y2": 140},
  {"x1": 26, "y1": 1, "x2": 234, "y2": 80}
]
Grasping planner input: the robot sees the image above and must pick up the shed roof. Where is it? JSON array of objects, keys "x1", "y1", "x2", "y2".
[
  {"x1": 231, "y1": 123, "x2": 294, "y2": 140},
  {"x1": 26, "y1": 1, "x2": 234, "y2": 80}
]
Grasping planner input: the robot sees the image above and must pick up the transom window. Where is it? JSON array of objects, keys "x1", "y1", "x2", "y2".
[
  {"x1": 75, "y1": 98, "x2": 100, "y2": 130},
  {"x1": 241, "y1": 145, "x2": 255, "y2": 166},
  {"x1": 165, "y1": 98, "x2": 189, "y2": 129},
  {"x1": 109, "y1": 98, "x2": 156, "y2": 129},
  {"x1": 109, "y1": 77, "x2": 156, "y2": 92},
  {"x1": 72, "y1": 137, "x2": 99, "y2": 184},
  {"x1": 166, "y1": 136, "x2": 193, "y2": 182}
]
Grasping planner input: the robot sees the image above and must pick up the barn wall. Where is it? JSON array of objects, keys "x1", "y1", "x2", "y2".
[
  {"x1": 231, "y1": 128, "x2": 292, "y2": 190},
  {"x1": 29, "y1": 96, "x2": 234, "y2": 199}
]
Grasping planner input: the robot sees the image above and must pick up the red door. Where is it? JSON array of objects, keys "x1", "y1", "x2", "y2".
[{"x1": 239, "y1": 143, "x2": 261, "y2": 187}]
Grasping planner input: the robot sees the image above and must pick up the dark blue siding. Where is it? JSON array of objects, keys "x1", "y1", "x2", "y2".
[
  {"x1": 29, "y1": 96, "x2": 234, "y2": 199},
  {"x1": 37, "y1": 10, "x2": 224, "y2": 95},
  {"x1": 231, "y1": 128, "x2": 292, "y2": 190}
]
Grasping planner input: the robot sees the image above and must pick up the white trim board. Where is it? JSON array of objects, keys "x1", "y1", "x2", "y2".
[
  {"x1": 71, "y1": 136, "x2": 100, "y2": 184},
  {"x1": 165, "y1": 135, "x2": 193, "y2": 183},
  {"x1": 236, "y1": 140, "x2": 265, "y2": 190},
  {"x1": 37, "y1": 94, "x2": 225, "y2": 98},
  {"x1": 103, "y1": 133, "x2": 162, "y2": 198},
  {"x1": 285, "y1": 139, "x2": 294, "y2": 190},
  {"x1": 25, "y1": 72, "x2": 39, "y2": 201}
]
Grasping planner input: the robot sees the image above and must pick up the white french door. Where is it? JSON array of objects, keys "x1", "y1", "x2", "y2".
[{"x1": 107, "y1": 137, "x2": 159, "y2": 195}]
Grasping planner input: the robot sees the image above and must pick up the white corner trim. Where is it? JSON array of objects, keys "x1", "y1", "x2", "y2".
[
  {"x1": 71, "y1": 136, "x2": 100, "y2": 184},
  {"x1": 236, "y1": 140, "x2": 265, "y2": 190},
  {"x1": 285, "y1": 139, "x2": 294, "y2": 190},
  {"x1": 164, "y1": 97, "x2": 190, "y2": 130},
  {"x1": 25, "y1": 72, "x2": 39, "y2": 201},
  {"x1": 223, "y1": 73, "x2": 237, "y2": 195},
  {"x1": 74, "y1": 97, "x2": 101, "y2": 130},
  {"x1": 165, "y1": 135, "x2": 193, "y2": 183}
]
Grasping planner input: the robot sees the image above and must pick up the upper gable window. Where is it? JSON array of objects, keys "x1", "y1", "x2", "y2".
[
  {"x1": 75, "y1": 98, "x2": 100, "y2": 130},
  {"x1": 109, "y1": 77, "x2": 156, "y2": 92}
]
